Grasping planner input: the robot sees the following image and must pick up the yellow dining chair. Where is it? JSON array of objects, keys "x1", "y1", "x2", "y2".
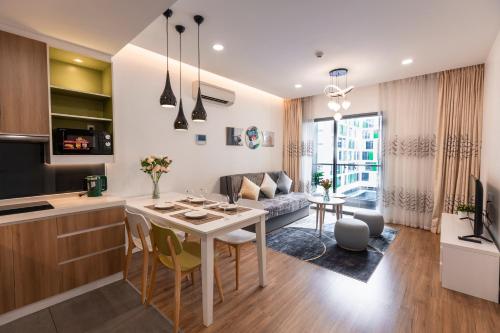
[{"x1": 146, "y1": 222, "x2": 224, "y2": 333}]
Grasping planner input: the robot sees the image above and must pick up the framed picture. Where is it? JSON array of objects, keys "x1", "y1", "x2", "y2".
[
  {"x1": 195, "y1": 134, "x2": 207, "y2": 145},
  {"x1": 245, "y1": 126, "x2": 262, "y2": 149},
  {"x1": 262, "y1": 131, "x2": 275, "y2": 147},
  {"x1": 226, "y1": 127, "x2": 243, "y2": 146}
]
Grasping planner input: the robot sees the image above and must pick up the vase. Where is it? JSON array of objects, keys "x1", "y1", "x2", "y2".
[
  {"x1": 152, "y1": 180, "x2": 160, "y2": 199},
  {"x1": 323, "y1": 188, "x2": 330, "y2": 201}
]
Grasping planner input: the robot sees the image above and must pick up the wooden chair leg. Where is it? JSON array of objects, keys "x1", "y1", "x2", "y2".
[
  {"x1": 141, "y1": 250, "x2": 149, "y2": 304},
  {"x1": 214, "y1": 263, "x2": 224, "y2": 302},
  {"x1": 123, "y1": 244, "x2": 133, "y2": 280},
  {"x1": 315, "y1": 206, "x2": 319, "y2": 230},
  {"x1": 146, "y1": 256, "x2": 158, "y2": 305},
  {"x1": 235, "y1": 245, "x2": 241, "y2": 290},
  {"x1": 173, "y1": 268, "x2": 182, "y2": 333}
]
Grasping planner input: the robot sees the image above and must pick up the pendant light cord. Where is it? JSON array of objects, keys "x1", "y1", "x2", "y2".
[
  {"x1": 166, "y1": 16, "x2": 169, "y2": 70},
  {"x1": 198, "y1": 23, "x2": 201, "y2": 83},
  {"x1": 179, "y1": 31, "x2": 182, "y2": 96}
]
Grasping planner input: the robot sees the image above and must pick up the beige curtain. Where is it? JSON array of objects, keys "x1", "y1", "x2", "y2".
[
  {"x1": 431, "y1": 65, "x2": 484, "y2": 233},
  {"x1": 283, "y1": 98, "x2": 302, "y2": 192}
]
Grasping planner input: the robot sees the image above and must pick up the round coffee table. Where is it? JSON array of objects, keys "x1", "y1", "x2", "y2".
[{"x1": 307, "y1": 195, "x2": 346, "y2": 237}]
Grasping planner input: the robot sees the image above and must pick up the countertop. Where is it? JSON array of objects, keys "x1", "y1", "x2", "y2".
[{"x1": 0, "y1": 193, "x2": 125, "y2": 226}]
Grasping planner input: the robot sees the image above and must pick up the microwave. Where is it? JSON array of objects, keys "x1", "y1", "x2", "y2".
[{"x1": 53, "y1": 128, "x2": 113, "y2": 155}]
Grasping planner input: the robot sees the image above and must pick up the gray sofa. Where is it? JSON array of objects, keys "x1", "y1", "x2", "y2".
[{"x1": 219, "y1": 171, "x2": 310, "y2": 233}]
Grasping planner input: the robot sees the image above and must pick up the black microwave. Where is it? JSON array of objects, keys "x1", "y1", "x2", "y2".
[{"x1": 53, "y1": 128, "x2": 113, "y2": 155}]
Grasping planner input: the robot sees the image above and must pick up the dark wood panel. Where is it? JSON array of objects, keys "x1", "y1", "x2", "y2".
[
  {"x1": 59, "y1": 247, "x2": 124, "y2": 292},
  {"x1": 0, "y1": 30, "x2": 49, "y2": 135},
  {"x1": 0, "y1": 225, "x2": 15, "y2": 314},
  {"x1": 12, "y1": 218, "x2": 59, "y2": 308},
  {"x1": 57, "y1": 224, "x2": 125, "y2": 262},
  {"x1": 56, "y1": 207, "x2": 124, "y2": 235}
]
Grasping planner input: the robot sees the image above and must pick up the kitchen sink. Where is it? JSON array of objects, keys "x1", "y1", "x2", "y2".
[{"x1": 0, "y1": 201, "x2": 54, "y2": 216}]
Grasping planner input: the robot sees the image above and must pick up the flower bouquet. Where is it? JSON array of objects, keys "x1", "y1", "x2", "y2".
[
  {"x1": 140, "y1": 155, "x2": 172, "y2": 199},
  {"x1": 319, "y1": 178, "x2": 332, "y2": 200}
]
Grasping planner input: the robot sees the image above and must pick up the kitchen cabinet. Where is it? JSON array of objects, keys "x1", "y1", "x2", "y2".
[
  {"x1": 0, "y1": 225, "x2": 15, "y2": 314},
  {"x1": 0, "y1": 30, "x2": 49, "y2": 136}
]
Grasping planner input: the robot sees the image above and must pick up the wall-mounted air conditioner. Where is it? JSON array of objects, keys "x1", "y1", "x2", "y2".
[{"x1": 192, "y1": 81, "x2": 235, "y2": 106}]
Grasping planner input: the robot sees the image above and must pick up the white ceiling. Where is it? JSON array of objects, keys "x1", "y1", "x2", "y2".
[
  {"x1": 0, "y1": 0, "x2": 176, "y2": 54},
  {"x1": 132, "y1": 0, "x2": 500, "y2": 98}
]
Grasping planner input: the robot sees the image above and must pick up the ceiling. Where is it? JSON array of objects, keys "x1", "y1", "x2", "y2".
[
  {"x1": 0, "y1": 0, "x2": 176, "y2": 54},
  {"x1": 132, "y1": 0, "x2": 500, "y2": 98}
]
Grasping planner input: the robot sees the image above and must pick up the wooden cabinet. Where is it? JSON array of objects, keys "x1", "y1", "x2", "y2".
[
  {"x1": 0, "y1": 30, "x2": 49, "y2": 135},
  {"x1": 0, "y1": 225, "x2": 15, "y2": 314}
]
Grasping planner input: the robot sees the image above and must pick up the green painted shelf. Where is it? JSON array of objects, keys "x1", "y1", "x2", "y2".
[
  {"x1": 51, "y1": 113, "x2": 113, "y2": 122},
  {"x1": 50, "y1": 85, "x2": 111, "y2": 101}
]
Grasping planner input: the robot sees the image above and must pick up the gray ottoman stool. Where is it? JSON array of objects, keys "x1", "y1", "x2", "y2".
[
  {"x1": 334, "y1": 218, "x2": 369, "y2": 251},
  {"x1": 353, "y1": 211, "x2": 384, "y2": 237}
]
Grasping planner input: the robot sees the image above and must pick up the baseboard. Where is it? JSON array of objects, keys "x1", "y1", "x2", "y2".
[{"x1": 0, "y1": 273, "x2": 122, "y2": 326}]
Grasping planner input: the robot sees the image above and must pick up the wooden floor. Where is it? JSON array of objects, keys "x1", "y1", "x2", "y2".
[{"x1": 127, "y1": 214, "x2": 500, "y2": 333}]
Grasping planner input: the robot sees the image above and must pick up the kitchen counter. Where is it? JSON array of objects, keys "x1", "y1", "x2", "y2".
[{"x1": 0, "y1": 193, "x2": 125, "y2": 226}]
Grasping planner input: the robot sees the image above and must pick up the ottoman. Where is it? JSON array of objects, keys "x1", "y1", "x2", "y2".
[
  {"x1": 353, "y1": 211, "x2": 384, "y2": 237},
  {"x1": 334, "y1": 218, "x2": 369, "y2": 251}
]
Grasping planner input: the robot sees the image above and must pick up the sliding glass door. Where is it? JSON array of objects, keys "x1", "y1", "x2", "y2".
[{"x1": 313, "y1": 113, "x2": 382, "y2": 211}]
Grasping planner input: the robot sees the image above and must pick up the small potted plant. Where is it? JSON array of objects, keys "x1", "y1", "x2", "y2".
[
  {"x1": 312, "y1": 171, "x2": 324, "y2": 193},
  {"x1": 456, "y1": 203, "x2": 475, "y2": 219},
  {"x1": 140, "y1": 155, "x2": 172, "y2": 199},
  {"x1": 319, "y1": 178, "x2": 332, "y2": 201}
]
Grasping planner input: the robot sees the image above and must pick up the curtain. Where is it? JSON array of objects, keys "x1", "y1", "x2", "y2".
[
  {"x1": 300, "y1": 97, "x2": 314, "y2": 192},
  {"x1": 431, "y1": 65, "x2": 484, "y2": 233},
  {"x1": 283, "y1": 99, "x2": 302, "y2": 192},
  {"x1": 380, "y1": 74, "x2": 438, "y2": 229}
]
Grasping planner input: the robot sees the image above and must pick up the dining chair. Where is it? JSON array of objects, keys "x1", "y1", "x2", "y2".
[
  {"x1": 147, "y1": 221, "x2": 224, "y2": 333},
  {"x1": 123, "y1": 209, "x2": 152, "y2": 304}
]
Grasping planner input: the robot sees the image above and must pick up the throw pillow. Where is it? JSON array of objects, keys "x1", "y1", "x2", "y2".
[
  {"x1": 277, "y1": 172, "x2": 293, "y2": 194},
  {"x1": 239, "y1": 176, "x2": 260, "y2": 200},
  {"x1": 260, "y1": 173, "x2": 277, "y2": 198}
]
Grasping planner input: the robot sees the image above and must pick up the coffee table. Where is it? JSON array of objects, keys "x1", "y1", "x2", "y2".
[{"x1": 307, "y1": 195, "x2": 346, "y2": 237}]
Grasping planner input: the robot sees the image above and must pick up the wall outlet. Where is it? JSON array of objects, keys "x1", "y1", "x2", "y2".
[{"x1": 87, "y1": 125, "x2": 95, "y2": 131}]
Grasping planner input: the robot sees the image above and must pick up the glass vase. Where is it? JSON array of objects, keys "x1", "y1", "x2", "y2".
[
  {"x1": 152, "y1": 180, "x2": 160, "y2": 199},
  {"x1": 323, "y1": 188, "x2": 330, "y2": 201}
]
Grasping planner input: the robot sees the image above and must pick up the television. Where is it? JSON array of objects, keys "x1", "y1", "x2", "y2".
[{"x1": 458, "y1": 176, "x2": 492, "y2": 243}]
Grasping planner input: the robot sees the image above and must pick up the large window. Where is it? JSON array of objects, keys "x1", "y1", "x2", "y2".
[{"x1": 312, "y1": 114, "x2": 381, "y2": 210}]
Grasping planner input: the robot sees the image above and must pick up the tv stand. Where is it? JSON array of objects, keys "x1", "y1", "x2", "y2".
[
  {"x1": 440, "y1": 213, "x2": 499, "y2": 303},
  {"x1": 458, "y1": 234, "x2": 493, "y2": 243}
]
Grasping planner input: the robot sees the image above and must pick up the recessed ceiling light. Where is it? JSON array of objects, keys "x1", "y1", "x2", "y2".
[
  {"x1": 212, "y1": 43, "x2": 224, "y2": 51},
  {"x1": 294, "y1": 84, "x2": 302, "y2": 88},
  {"x1": 73, "y1": 58, "x2": 83, "y2": 63},
  {"x1": 401, "y1": 58, "x2": 413, "y2": 65}
]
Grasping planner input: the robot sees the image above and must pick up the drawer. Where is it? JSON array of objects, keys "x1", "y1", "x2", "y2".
[
  {"x1": 58, "y1": 224, "x2": 125, "y2": 263},
  {"x1": 57, "y1": 207, "x2": 124, "y2": 235}
]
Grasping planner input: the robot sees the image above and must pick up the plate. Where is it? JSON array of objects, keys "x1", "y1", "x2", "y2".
[
  {"x1": 184, "y1": 210, "x2": 208, "y2": 219},
  {"x1": 218, "y1": 203, "x2": 238, "y2": 211},
  {"x1": 189, "y1": 197, "x2": 206, "y2": 204},
  {"x1": 154, "y1": 202, "x2": 175, "y2": 209}
]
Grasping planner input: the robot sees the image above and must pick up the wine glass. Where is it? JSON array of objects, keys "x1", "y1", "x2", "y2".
[
  {"x1": 185, "y1": 188, "x2": 192, "y2": 201},
  {"x1": 232, "y1": 193, "x2": 241, "y2": 206},
  {"x1": 200, "y1": 188, "x2": 208, "y2": 208}
]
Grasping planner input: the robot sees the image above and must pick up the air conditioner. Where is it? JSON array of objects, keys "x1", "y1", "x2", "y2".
[{"x1": 192, "y1": 81, "x2": 235, "y2": 106}]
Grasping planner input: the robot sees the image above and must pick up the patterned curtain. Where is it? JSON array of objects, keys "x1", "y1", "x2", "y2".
[
  {"x1": 300, "y1": 97, "x2": 314, "y2": 192},
  {"x1": 431, "y1": 65, "x2": 484, "y2": 233},
  {"x1": 380, "y1": 74, "x2": 438, "y2": 229},
  {"x1": 283, "y1": 99, "x2": 302, "y2": 192}
]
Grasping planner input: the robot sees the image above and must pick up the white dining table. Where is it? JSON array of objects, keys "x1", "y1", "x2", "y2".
[{"x1": 125, "y1": 193, "x2": 268, "y2": 327}]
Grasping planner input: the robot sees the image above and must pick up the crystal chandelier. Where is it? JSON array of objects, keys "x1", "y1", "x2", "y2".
[{"x1": 324, "y1": 68, "x2": 354, "y2": 120}]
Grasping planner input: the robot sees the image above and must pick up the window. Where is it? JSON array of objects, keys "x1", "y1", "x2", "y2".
[
  {"x1": 362, "y1": 173, "x2": 369, "y2": 181},
  {"x1": 366, "y1": 141, "x2": 373, "y2": 149}
]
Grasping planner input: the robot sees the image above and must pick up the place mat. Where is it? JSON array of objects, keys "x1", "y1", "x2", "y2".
[
  {"x1": 208, "y1": 205, "x2": 252, "y2": 215},
  {"x1": 144, "y1": 204, "x2": 186, "y2": 214},
  {"x1": 178, "y1": 199, "x2": 218, "y2": 207},
  {"x1": 171, "y1": 212, "x2": 223, "y2": 225}
]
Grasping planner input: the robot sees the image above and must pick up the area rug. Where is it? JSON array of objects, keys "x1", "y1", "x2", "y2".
[
  {"x1": 0, "y1": 281, "x2": 176, "y2": 333},
  {"x1": 266, "y1": 223, "x2": 398, "y2": 282}
]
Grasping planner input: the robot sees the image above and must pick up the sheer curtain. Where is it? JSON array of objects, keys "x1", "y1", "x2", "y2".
[
  {"x1": 380, "y1": 74, "x2": 438, "y2": 229},
  {"x1": 300, "y1": 97, "x2": 314, "y2": 192}
]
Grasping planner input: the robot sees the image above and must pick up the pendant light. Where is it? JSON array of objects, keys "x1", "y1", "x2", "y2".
[
  {"x1": 191, "y1": 15, "x2": 207, "y2": 122},
  {"x1": 174, "y1": 25, "x2": 188, "y2": 131},
  {"x1": 160, "y1": 9, "x2": 176, "y2": 108}
]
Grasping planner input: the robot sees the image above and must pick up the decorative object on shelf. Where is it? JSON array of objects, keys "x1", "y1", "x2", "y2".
[
  {"x1": 456, "y1": 203, "x2": 475, "y2": 219},
  {"x1": 245, "y1": 126, "x2": 262, "y2": 149},
  {"x1": 324, "y1": 68, "x2": 354, "y2": 120},
  {"x1": 174, "y1": 25, "x2": 188, "y2": 131},
  {"x1": 191, "y1": 15, "x2": 207, "y2": 122},
  {"x1": 140, "y1": 155, "x2": 172, "y2": 199},
  {"x1": 195, "y1": 134, "x2": 207, "y2": 145},
  {"x1": 226, "y1": 127, "x2": 243, "y2": 146},
  {"x1": 319, "y1": 178, "x2": 332, "y2": 201},
  {"x1": 160, "y1": 9, "x2": 176, "y2": 108},
  {"x1": 262, "y1": 131, "x2": 275, "y2": 147}
]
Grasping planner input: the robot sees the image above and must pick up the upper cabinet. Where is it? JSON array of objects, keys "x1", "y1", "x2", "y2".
[{"x1": 0, "y1": 30, "x2": 49, "y2": 136}]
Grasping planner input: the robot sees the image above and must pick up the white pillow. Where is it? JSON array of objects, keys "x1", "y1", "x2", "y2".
[{"x1": 260, "y1": 173, "x2": 277, "y2": 198}]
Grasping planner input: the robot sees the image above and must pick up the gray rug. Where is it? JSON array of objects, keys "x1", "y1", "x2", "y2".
[
  {"x1": 0, "y1": 281, "x2": 175, "y2": 333},
  {"x1": 266, "y1": 223, "x2": 398, "y2": 282}
]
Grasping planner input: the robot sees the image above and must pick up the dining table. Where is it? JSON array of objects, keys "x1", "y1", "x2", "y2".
[{"x1": 125, "y1": 192, "x2": 268, "y2": 327}]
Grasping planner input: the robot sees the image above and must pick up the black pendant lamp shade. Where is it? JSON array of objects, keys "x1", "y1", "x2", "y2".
[
  {"x1": 191, "y1": 15, "x2": 207, "y2": 122},
  {"x1": 174, "y1": 25, "x2": 188, "y2": 131},
  {"x1": 160, "y1": 9, "x2": 176, "y2": 108}
]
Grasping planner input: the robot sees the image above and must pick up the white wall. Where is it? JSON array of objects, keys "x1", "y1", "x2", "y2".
[
  {"x1": 107, "y1": 44, "x2": 283, "y2": 197},
  {"x1": 481, "y1": 30, "x2": 500, "y2": 244}
]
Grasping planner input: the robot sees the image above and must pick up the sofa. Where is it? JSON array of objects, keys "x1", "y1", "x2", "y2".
[{"x1": 220, "y1": 171, "x2": 310, "y2": 233}]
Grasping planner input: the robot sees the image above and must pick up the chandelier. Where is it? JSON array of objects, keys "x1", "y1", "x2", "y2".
[{"x1": 324, "y1": 68, "x2": 354, "y2": 120}]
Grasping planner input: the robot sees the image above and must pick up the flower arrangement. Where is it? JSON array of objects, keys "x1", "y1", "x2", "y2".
[
  {"x1": 456, "y1": 203, "x2": 475, "y2": 219},
  {"x1": 319, "y1": 178, "x2": 332, "y2": 191},
  {"x1": 140, "y1": 155, "x2": 172, "y2": 199}
]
